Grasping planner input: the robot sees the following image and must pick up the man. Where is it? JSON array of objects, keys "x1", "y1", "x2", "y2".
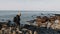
[{"x1": 13, "y1": 11, "x2": 21, "y2": 30}]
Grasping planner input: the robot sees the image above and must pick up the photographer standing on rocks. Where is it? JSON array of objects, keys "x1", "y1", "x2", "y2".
[{"x1": 13, "y1": 11, "x2": 21, "y2": 30}]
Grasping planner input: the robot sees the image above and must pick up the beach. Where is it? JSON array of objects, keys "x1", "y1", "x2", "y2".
[{"x1": 0, "y1": 11, "x2": 60, "y2": 34}]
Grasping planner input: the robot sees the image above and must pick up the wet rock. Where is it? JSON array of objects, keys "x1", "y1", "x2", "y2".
[{"x1": 36, "y1": 27, "x2": 60, "y2": 34}]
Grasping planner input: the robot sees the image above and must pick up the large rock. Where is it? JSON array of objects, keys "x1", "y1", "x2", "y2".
[{"x1": 36, "y1": 27, "x2": 60, "y2": 34}]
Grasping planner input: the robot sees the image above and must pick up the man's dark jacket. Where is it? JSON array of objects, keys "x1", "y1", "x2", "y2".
[{"x1": 13, "y1": 15, "x2": 20, "y2": 25}]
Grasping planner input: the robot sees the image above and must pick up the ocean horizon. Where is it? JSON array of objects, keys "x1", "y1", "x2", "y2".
[{"x1": 0, "y1": 11, "x2": 60, "y2": 24}]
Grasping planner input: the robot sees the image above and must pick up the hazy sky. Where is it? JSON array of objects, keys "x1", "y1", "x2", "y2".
[{"x1": 0, "y1": 0, "x2": 60, "y2": 11}]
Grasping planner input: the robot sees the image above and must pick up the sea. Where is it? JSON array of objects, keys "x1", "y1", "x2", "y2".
[
  {"x1": 0, "y1": 11, "x2": 60, "y2": 34},
  {"x1": 0, "y1": 11, "x2": 60, "y2": 25}
]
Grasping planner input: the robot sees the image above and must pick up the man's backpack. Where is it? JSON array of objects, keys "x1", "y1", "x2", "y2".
[{"x1": 13, "y1": 17, "x2": 17, "y2": 22}]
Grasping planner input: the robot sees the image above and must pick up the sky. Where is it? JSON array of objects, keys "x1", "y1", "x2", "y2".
[{"x1": 0, "y1": 0, "x2": 60, "y2": 11}]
